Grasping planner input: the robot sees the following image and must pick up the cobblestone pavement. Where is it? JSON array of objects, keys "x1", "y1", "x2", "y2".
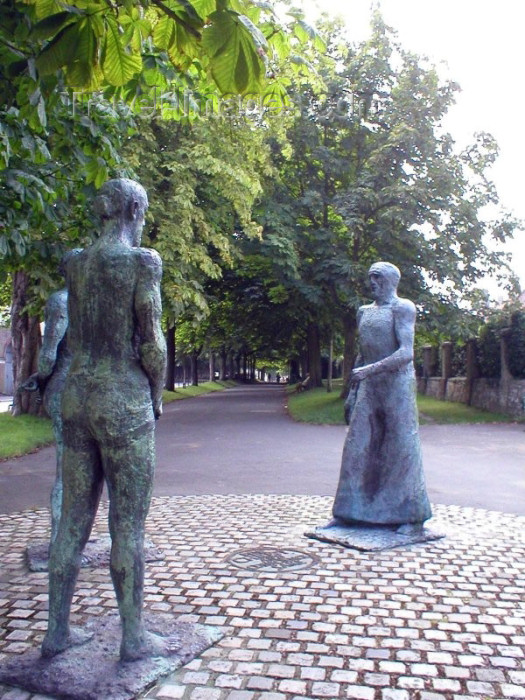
[{"x1": 0, "y1": 495, "x2": 524, "y2": 700}]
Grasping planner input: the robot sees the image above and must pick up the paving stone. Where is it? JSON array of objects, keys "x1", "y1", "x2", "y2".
[
  {"x1": 189, "y1": 690, "x2": 222, "y2": 700},
  {"x1": 345, "y1": 687, "x2": 375, "y2": 700},
  {"x1": 311, "y1": 681, "x2": 340, "y2": 697},
  {"x1": 381, "y1": 691, "x2": 410, "y2": 700},
  {"x1": 500, "y1": 686, "x2": 525, "y2": 698},
  {"x1": 300, "y1": 667, "x2": 326, "y2": 681},
  {"x1": 0, "y1": 497, "x2": 524, "y2": 700},
  {"x1": 467, "y1": 681, "x2": 496, "y2": 694},
  {"x1": 277, "y1": 680, "x2": 307, "y2": 694},
  {"x1": 155, "y1": 686, "x2": 186, "y2": 699},
  {"x1": 246, "y1": 676, "x2": 274, "y2": 691},
  {"x1": 431, "y1": 678, "x2": 462, "y2": 692}
]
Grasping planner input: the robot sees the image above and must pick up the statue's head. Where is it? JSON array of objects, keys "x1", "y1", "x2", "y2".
[
  {"x1": 368, "y1": 262, "x2": 401, "y2": 301},
  {"x1": 92, "y1": 179, "x2": 148, "y2": 245}
]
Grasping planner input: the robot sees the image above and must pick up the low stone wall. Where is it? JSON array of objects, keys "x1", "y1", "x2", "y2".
[
  {"x1": 501, "y1": 378, "x2": 525, "y2": 417},
  {"x1": 424, "y1": 377, "x2": 442, "y2": 399},
  {"x1": 419, "y1": 375, "x2": 525, "y2": 419},
  {"x1": 0, "y1": 329, "x2": 10, "y2": 360},
  {"x1": 420, "y1": 337, "x2": 525, "y2": 419},
  {"x1": 469, "y1": 378, "x2": 503, "y2": 415},
  {"x1": 445, "y1": 377, "x2": 469, "y2": 404}
]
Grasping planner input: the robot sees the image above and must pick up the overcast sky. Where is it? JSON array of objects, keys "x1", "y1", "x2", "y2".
[{"x1": 300, "y1": 0, "x2": 525, "y2": 291}]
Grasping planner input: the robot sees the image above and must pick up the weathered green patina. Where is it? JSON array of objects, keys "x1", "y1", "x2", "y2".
[
  {"x1": 333, "y1": 262, "x2": 432, "y2": 526},
  {"x1": 42, "y1": 179, "x2": 169, "y2": 661},
  {"x1": 19, "y1": 283, "x2": 72, "y2": 544}
]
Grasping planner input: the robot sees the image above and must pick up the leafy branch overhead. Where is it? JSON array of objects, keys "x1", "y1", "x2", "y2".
[{"x1": 19, "y1": 0, "x2": 324, "y2": 94}]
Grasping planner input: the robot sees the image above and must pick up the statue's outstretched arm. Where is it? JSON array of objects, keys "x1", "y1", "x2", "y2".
[
  {"x1": 38, "y1": 290, "x2": 68, "y2": 384},
  {"x1": 351, "y1": 300, "x2": 415, "y2": 385},
  {"x1": 135, "y1": 250, "x2": 167, "y2": 419}
]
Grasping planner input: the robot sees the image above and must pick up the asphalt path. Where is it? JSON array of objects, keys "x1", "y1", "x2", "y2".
[{"x1": 1, "y1": 384, "x2": 524, "y2": 516}]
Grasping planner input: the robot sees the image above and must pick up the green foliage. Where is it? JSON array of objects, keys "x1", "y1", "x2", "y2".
[
  {"x1": 0, "y1": 0, "x2": 319, "y2": 414},
  {"x1": 126, "y1": 117, "x2": 272, "y2": 322},
  {"x1": 507, "y1": 311, "x2": 525, "y2": 379},
  {"x1": 477, "y1": 320, "x2": 502, "y2": 379},
  {"x1": 250, "y1": 12, "x2": 517, "y2": 377},
  {"x1": 450, "y1": 342, "x2": 467, "y2": 377},
  {"x1": 0, "y1": 2, "x2": 135, "y2": 310},
  {"x1": 0, "y1": 274, "x2": 11, "y2": 325},
  {"x1": 0, "y1": 0, "x2": 315, "y2": 284},
  {"x1": 19, "y1": 0, "x2": 315, "y2": 96},
  {"x1": 0, "y1": 413, "x2": 54, "y2": 459}
]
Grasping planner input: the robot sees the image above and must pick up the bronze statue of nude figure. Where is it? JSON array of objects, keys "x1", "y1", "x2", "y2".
[{"x1": 42, "y1": 179, "x2": 169, "y2": 662}]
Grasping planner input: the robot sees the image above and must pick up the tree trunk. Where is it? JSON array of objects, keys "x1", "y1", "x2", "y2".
[
  {"x1": 327, "y1": 333, "x2": 333, "y2": 393},
  {"x1": 11, "y1": 271, "x2": 42, "y2": 416},
  {"x1": 190, "y1": 350, "x2": 199, "y2": 386},
  {"x1": 289, "y1": 358, "x2": 300, "y2": 384},
  {"x1": 306, "y1": 322, "x2": 323, "y2": 387},
  {"x1": 208, "y1": 352, "x2": 215, "y2": 382},
  {"x1": 165, "y1": 325, "x2": 176, "y2": 391},
  {"x1": 219, "y1": 347, "x2": 227, "y2": 380},
  {"x1": 341, "y1": 309, "x2": 358, "y2": 398}
]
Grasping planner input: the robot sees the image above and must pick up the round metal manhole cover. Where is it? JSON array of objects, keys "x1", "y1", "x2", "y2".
[{"x1": 225, "y1": 547, "x2": 318, "y2": 572}]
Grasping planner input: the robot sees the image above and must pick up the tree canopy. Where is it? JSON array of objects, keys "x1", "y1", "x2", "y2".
[
  {"x1": 1, "y1": 4, "x2": 518, "y2": 409},
  {"x1": 0, "y1": 0, "x2": 321, "y2": 409},
  {"x1": 194, "y1": 14, "x2": 518, "y2": 391}
]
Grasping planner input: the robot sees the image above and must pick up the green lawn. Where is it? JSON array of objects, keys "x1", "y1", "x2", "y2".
[
  {"x1": 417, "y1": 394, "x2": 510, "y2": 424},
  {"x1": 287, "y1": 384, "x2": 513, "y2": 425},
  {"x1": 1, "y1": 380, "x2": 236, "y2": 460},
  {"x1": 0, "y1": 413, "x2": 54, "y2": 460},
  {"x1": 163, "y1": 379, "x2": 237, "y2": 402},
  {"x1": 286, "y1": 385, "x2": 346, "y2": 425}
]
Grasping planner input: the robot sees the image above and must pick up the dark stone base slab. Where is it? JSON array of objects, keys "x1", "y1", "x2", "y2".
[
  {"x1": 26, "y1": 537, "x2": 164, "y2": 572},
  {"x1": 0, "y1": 613, "x2": 223, "y2": 700},
  {"x1": 306, "y1": 523, "x2": 445, "y2": 551}
]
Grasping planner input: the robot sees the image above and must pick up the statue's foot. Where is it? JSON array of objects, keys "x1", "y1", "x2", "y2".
[
  {"x1": 325, "y1": 517, "x2": 347, "y2": 528},
  {"x1": 120, "y1": 630, "x2": 181, "y2": 662},
  {"x1": 41, "y1": 626, "x2": 94, "y2": 659}
]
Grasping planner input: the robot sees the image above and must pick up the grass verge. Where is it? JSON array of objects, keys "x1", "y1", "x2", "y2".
[
  {"x1": 163, "y1": 379, "x2": 237, "y2": 403},
  {"x1": 287, "y1": 384, "x2": 513, "y2": 425},
  {"x1": 286, "y1": 386, "x2": 346, "y2": 425},
  {"x1": 417, "y1": 394, "x2": 511, "y2": 424},
  {"x1": 0, "y1": 413, "x2": 54, "y2": 460}
]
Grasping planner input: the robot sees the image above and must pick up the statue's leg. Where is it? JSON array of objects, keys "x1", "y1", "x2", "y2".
[
  {"x1": 42, "y1": 433, "x2": 103, "y2": 658},
  {"x1": 49, "y1": 412, "x2": 63, "y2": 546},
  {"x1": 104, "y1": 428, "x2": 156, "y2": 661}
]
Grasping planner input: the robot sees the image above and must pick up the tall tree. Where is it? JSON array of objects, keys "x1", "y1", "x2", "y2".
[
  {"x1": 256, "y1": 13, "x2": 517, "y2": 392},
  {"x1": 1, "y1": 0, "x2": 321, "y2": 410},
  {"x1": 126, "y1": 115, "x2": 273, "y2": 386}
]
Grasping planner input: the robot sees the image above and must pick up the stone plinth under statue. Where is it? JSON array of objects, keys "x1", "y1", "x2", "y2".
[
  {"x1": 307, "y1": 522, "x2": 444, "y2": 552},
  {"x1": 308, "y1": 262, "x2": 443, "y2": 551},
  {"x1": 26, "y1": 536, "x2": 164, "y2": 572},
  {"x1": 0, "y1": 614, "x2": 223, "y2": 700}
]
